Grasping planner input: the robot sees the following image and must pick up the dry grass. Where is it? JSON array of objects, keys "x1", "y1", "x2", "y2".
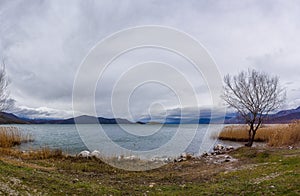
[
  {"x1": 0, "y1": 127, "x2": 33, "y2": 148},
  {"x1": 218, "y1": 121, "x2": 300, "y2": 146},
  {"x1": 21, "y1": 148, "x2": 63, "y2": 160},
  {"x1": 0, "y1": 146, "x2": 63, "y2": 160},
  {"x1": 268, "y1": 121, "x2": 300, "y2": 146}
]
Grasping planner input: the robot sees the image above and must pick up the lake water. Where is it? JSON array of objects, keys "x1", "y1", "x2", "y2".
[{"x1": 1, "y1": 124, "x2": 240, "y2": 159}]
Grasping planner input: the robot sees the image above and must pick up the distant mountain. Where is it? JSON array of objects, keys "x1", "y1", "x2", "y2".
[
  {"x1": 48, "y1": 115, "x2": 133, "y2": 124},
  {"x1": 139, "y1": 109, "x2": 233, "y2": 124},
  {"x1": 0, "y1": 113, "x2": 133, "y2": 124},
  {"x1": 0, "y1": 112, "x2": 29, "y2": 124},
  {"x1": 224, "y1": 106, "x2": 300, "y2": 124},
  {"x1": 139, "y1": 106, "x2": 300, "y2": 124},
  {"x1": 1, "y1": 106, "x2": 299, "y2": 124},
  {"x1": 265, "y1": 106, "x2": 300, "y2": 123}
]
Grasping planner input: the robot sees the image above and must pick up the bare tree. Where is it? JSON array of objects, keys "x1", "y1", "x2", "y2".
[
  {"x1": 0, "y1": 61, "x2": 13, "y2": 111},
  {"x1": 222, "y1": 69, "x2": 286, "y2": 147}
]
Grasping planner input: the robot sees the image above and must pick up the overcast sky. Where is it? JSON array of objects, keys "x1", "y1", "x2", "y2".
[{"x1": 0, "y1": 0, "x2": 299, "y2": 120}]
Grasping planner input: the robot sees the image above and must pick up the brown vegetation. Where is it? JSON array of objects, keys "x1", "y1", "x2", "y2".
[
  {"x1": 0, "y1": 147, "x2": 63, "y2": 160},
  {"x1": 218, "y1": 121, "x2": 300, "y2": 147},
  {"x1": 268, "y1": 120, "x2": 300, "y2": 146},
  {"x1": 0, "y1": 126, "x2": 33, "y2": 148}
]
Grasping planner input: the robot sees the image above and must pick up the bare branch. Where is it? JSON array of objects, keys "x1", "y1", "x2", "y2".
[
  {"x1": 222, "y1": 69, "x2": 286, "y2": 147},
  {"x1": 0, "y1": 60, "x2": 13, "y2": 111}
]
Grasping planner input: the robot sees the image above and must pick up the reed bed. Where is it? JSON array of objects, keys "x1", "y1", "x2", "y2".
[
  {"x1": 0, "y1": 126, "x2": 33, "y2": 148},
  {"x1": 218, "y1": 121, "x2": 300, "y2": 147},
  {"x1": 268, "y1": 121, "x2": 300, "y2": 146}
]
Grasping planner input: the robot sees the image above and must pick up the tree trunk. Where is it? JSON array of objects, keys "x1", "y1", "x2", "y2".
[
  {"x1": 245, "y1": 129, "x2": 257, "y2": 147},
  {"x1": 245, "y1": 127, "x2": 251, "y2": 147},
  {"x1": 245, "y1": 124, "x2": 257, "y2": 147}
]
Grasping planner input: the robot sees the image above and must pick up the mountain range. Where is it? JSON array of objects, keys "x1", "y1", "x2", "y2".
[
  {"x1": 0, "y1": 113, "x2": 132, "y2": 124},
  {"x1": 224, "y1": 106, "x2": 300, "y2": 124},
  {"x1": 0, "y1": 106, "x2": 299, "y2": 124}
]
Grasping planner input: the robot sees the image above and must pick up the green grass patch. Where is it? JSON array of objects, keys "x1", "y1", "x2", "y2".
[{"x1": 0, "y1": 147, "x2": 299, "y2": 195}]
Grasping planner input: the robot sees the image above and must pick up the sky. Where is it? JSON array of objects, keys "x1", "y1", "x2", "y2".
[{"x1": 0, "y1": 0, "x2": 300, "y2": 120}]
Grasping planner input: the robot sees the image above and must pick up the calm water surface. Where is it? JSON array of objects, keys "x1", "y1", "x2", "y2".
[{"x1": 1, "y1": 124, "x2": 241, "y2": 158}]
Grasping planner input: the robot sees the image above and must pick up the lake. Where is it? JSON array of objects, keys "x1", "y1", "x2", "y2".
[{"x1": 1, "y1": 124, "x2": 241, "y2": 159}]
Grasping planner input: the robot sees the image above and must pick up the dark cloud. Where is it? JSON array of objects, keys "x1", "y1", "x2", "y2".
[{"x1": 0, "y1": 0, "x2": 299, "y2": 119}]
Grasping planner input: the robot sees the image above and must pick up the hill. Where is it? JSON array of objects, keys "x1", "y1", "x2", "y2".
[
  {"x1": 225, "y1": 106, "x2": 300, "y2": 124},
  {"x1": 0, "y1": 106, "x2": 299, "y2": 124},
  {"x1": 0, "y1": 112, "x2": 29, "y2": 124},
  {"x1": 0, "y1": 113, "x2": 132, "y2": 124}
]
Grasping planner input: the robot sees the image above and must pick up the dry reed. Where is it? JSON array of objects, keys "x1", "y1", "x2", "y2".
[
  {"x1": 218, "y1": 121, "x2": 300, "y2": 146},
  {"x1": 268, "y1": 121, "x2": 300, "y2": 146},
  {"x1": 0, "y1": 127, "x2": 33, "y2": 148}
]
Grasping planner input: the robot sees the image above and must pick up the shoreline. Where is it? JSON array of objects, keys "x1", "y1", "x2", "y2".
[{"x1": 0, "y1": 145, "x2": 299, "y2": 195}]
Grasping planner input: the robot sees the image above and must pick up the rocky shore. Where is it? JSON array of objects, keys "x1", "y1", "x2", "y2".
[{"x1": 76, "y1": 144, "x2": 237, "y2": 164}]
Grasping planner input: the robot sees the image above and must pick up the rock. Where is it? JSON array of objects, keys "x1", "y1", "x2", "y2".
[
  {"x1": 211, "y1": 144, "x2": 235, "y2": 155},
  {"x1": 174, "y1": 152, "x2": 194, "y2": 162},
  {"x1": 163, "y1": 157, "x2": 172, "y2": 163},
  {"x1": 181, "y1": 152, "x2": 187, "y2": 158},
  {"x1": 149, "y1": 182, "x2": 156, "y2": 188},
  {"x1": 151, "y1": 156, "x2": 172, "y2": 163},
  {"x1": 117, "y1": 155, "x2": 124, "y2": 160},
  {"x1": 123, "y1": 155, "x2": 138, "y2": 160},
  {"x1": 201, "y1": 152, "x2": 209, "y2": 157},
  {"x1": 202, "y1": 152, "x2": 237, "y2": 164},
  {"x1": 174, "y1": 158, "x2": 184, "y2": 162},
  {"x1": 91, "y1": 150, "x2": 101, "y2": 158},
  {"x1": 72, "y1": 178, "x2": 79, "y2": 183},
  {"x1": 185, "y1": 153, "x2": 193, "y2": 160},
  {"x1": 77, "y1": 150, "x2": 90, "y2": 158},
  {"x1": 213, "y1": 144, "x2": 225, "y2": 151},
  {"x1": 226, "y1": 146, "x2": 234, "y2": 151},
  {"x1": 215, "y1": 150, "x2": 223, "y2": 155}
]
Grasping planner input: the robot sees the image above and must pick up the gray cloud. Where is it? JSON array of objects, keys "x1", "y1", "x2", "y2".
[
  {"x1": 0, "y1": 0, "x2": 300, "y2": 119},
  {"x1": 10, "y1": 105, "x2": 74, "y2": 119}
]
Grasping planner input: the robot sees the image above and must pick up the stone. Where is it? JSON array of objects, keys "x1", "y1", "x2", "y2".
[
  {"x1": 117, "y1": 155, "x2": 124, "y2": 160},
  {"x1": 77, "y1": 150, "x2": 90, "y2": 158},
  {"x1": 181, "y1": 152, "x2": 187, "y2": 158},
  {"x1": 213, "y1": 144, "x2": 225, "y2": 151},
  {"x1": 123, "y1": 155, "x2": 138, "y2": 160},
  {"x1": 91, "y1": 150, "x2": 101, "y2": 158},
  {"x1": 226, "y1": 146, "x2": 234, "y2": 150}
]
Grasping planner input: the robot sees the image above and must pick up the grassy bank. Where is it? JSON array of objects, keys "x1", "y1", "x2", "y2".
[
  {"x1": 218, "y1": 121, "x2": 300, "y2": 147},
  {"x1": 0, "y1": 146, "x2": 299, "y2": 195}
]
